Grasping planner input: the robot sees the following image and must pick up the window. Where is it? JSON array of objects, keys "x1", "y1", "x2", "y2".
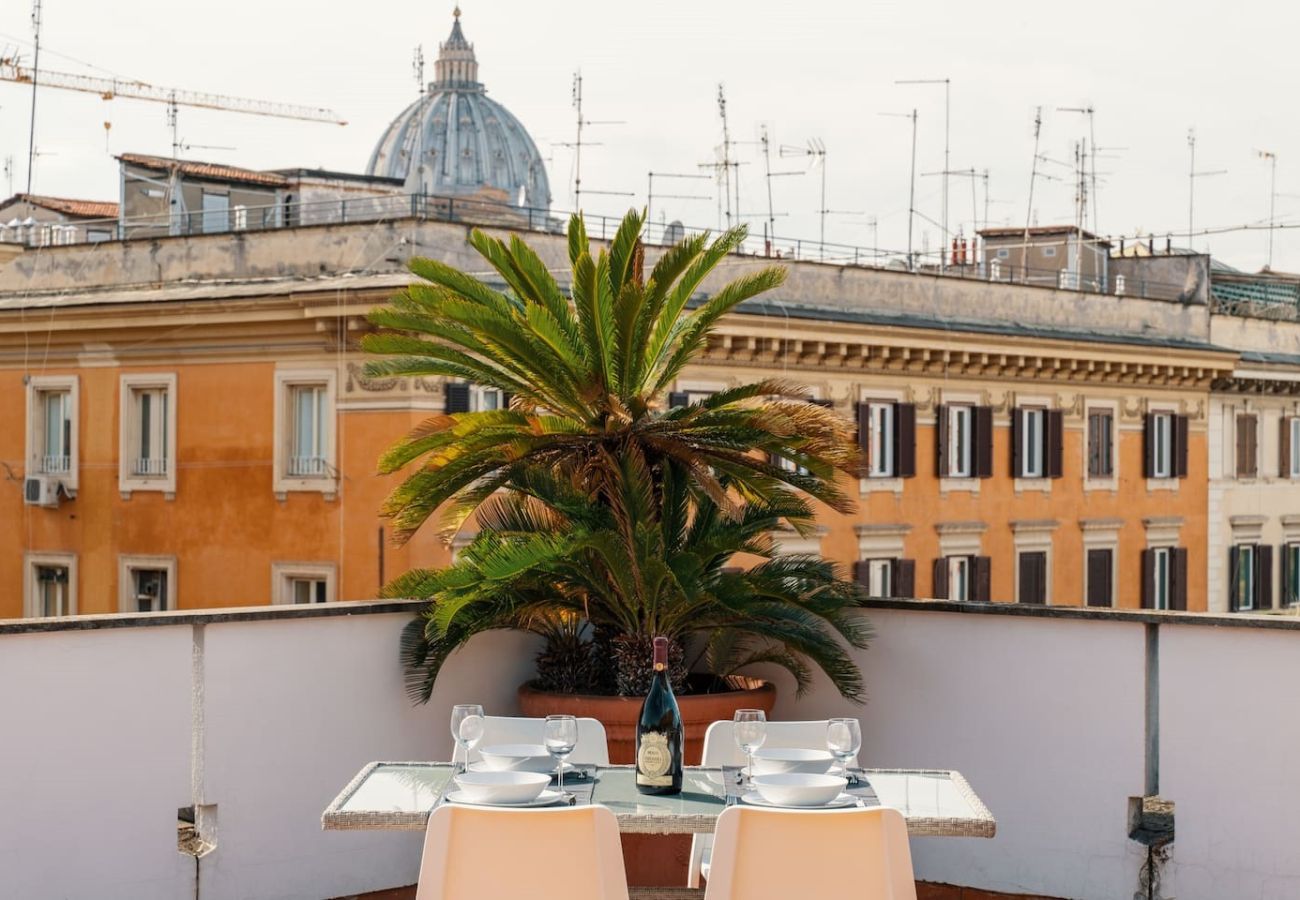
[
  {"x1": 1086, "y1": 548, "x2": 1113, "y2": 607},
  {"x1": 1285, "y1": 544, "x2": 1300, "y2": 607},
  {"x1": 1229, "y1": 544, "x2": 1273, "y2": 612},
  {"x1": 1145, "y1": 411, "x2": 1188, "y2": 480},
  {"x1": 118, "y1": 555, "x2": 177, "y2": 613},
  {"x1": 948, "y1": 556, "x2": 971, "y2": 601},
  {"x1": 274, "y1": 370, "x2": 337, "y2": 495},
  {"x1": 1152, "y1": 414, "x2": 1172, "y2": 478},
  {"x1": 996, "y1": 248, "x2": 1010, "y2": 259},
  {"x1": 1042, "y1": 246, "x2": 1057, "y2": 258},
  {"x1": 1142, "y1": 546, "x2": 1187, "y2": 610},
  {"x1": 933, "y1": 554, "x2": 989, "y2": 602},
  {"x1": 1152, "y1": 548, "x2": 1172, "y2": 610},
  {"x1": 1236, "y1": 414, "x2": 1258, "y2": 478},
  {"x1": 865, "y1": 403, "x2": 894, "y2": 477},
  {"x1": 271, "y1": 562, "x2": 337, "y2": 605},
  {"x1": 233, "y1": 205, "x2": 248, "y2": 231},
  {"x1": 1234, "y1": 545, "x2": 1255, "y2": 611},
  {"x1": 470, "y1": 385, "x2": 505, "y2": 412},
  {"x1": 1017, "y1": 551, "x2": 1048, "y2": 604},
  {"x1": 857, "y1": 401, "x2": 916, "y2": 480},
  {"x1": 120, "y1": 374, "x2": 177, "y2": 496},
  {"x1": 865, "y1": 559, "x2": 892, "y2": 598},
  {"x1": 949, "y1": 406, "x2": 973, "y2": 477},
  {"x1": 447, "y1": 381, "x2": 511, "y2": 414},
  {"x1": 1087, "y1": 410, "x2": 1114, "y2": 478},
  {"x1": 1284, "y1": 417, "x2": 1300, "y2": 479},
  {"x1": 25, "y1": 375, "x2": 78, "y2": 493},
  {"x1": 1021, "y1": 408, "x2": 1044, "y2": 478},
  {"x1": 24, "y1": 552, "x2": 77, "y2": 618}
]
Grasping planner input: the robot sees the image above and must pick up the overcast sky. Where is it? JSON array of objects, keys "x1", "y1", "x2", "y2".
[{"x1": 2, "y1": 0, "x2": 1298, "y2": 272}]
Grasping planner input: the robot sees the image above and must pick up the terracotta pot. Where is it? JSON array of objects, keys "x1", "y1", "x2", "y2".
[{"x1": 517, "y1": 677, "x2": 776, "y2": 765}]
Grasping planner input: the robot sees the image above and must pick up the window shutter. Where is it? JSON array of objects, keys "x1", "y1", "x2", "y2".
[
  {"x1": 973, "y1": 555, "x2": 992, "y2": 602},
  {"x1": 1284, "y1": 545, "x2": 1295, "y2": 607},
  {"x1": 1047, "y1": 410, "x2": 1064, "y2": 478},
  {"x1": 1246, "y1": 416, "x2": 1258, "y2": 477},
  {"x1": 1087, "y1": 549, "x2": 1112, "y2": 607},
  {"x1": 935, "y1": 404, "x2": 949, "y2": 477},
  {"x1": 502, "y1": 391, "x2": 514, "y2": 410},
  {"x1": 1228, "y1": 546, "x2": 1240, "y2": 612},
  {"x1": 1087, "y1": 413, "x2": 1100, "y2": 477},
  {"x1": 893, "y1": 559, "x2": 915, "y2": 598},
  {"x1": 1175, "y1": 414, "x2": 1190, "y2": 478},
  {"x1": 1141, "y1": 549, "x2": 1155, "y2": 609},
  {"x1": 856, "y1": 402, "x2": 871, "y2": 469},
  {"x1": 852, "y1": 560, "x2": 871, "y2": 587},
  {"x1": 894, "y1": 403, "x2": 917, "y2": 478},
  {"x1": 668, "y1": 391, "x2": 689, "y2": 408},
  {"x1": 1257, "y1": 544, "x2": 1274, "y2": 610},
  {"x1": 1018, "y1": 552, "x2": 1043, "y2": 604},
  {"x1": 1143, "y1": 413, "x2": 1157, "y2": 478},
  {"x1": 1235, "y1": 416, "x2": 1247, "y2": 477},
  {"x1": 932, "y1": 558, "x2": 949, "y2": 599},
  {"x1": 1010, "y1": 408, "x2": 1023, "y2": 478},
  {"x1": 1171, "y1": 548, "x2": 1188, "y2": 611},
  {"x1": 974, "y1": 406, "x2": 995, "y2": 478},
  {"x1": 1281, "y1": 417, "x2": 1292, "y2": 478},
  {"x1": 444, "y1": 381, "x2": 471, "y2": 414}
]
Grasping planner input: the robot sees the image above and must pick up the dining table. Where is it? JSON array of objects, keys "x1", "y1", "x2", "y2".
[{"x1": 323, "y1": 761, "x2": 995, "y2": 897}]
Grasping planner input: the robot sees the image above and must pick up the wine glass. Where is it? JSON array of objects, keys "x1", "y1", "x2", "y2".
[
  {"x1": 544, "y1": 714, "x2": 579, "y2": 795},
  {"x1": 827, "y1": 717, "x2": 862, "y2": 780},
  {"x1": 733, "y1": 709, "x2": 767, "y2": 788},
  {"x1": 450, "y1": 704, "x2": 485, "y2": 775}
]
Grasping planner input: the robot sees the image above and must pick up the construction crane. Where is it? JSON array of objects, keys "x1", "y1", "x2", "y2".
[{"x1": 0, "y1": 52, "x2": 347, "y2": 159}]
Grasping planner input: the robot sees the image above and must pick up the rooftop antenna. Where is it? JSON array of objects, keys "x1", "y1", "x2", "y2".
[
  {"x1": 1022, "y1": 106, "x2": 1043, "y2": 282},
  {"x1": 564, "y1": 71, "x2": 624, "y2": 211},
  {"x1": 1186, "y1": 128, "x2": 1226, "y2": 254},
  {"x1": 923, "y1": 165, "x2": 984, "y2": 243},
  {"x1": 696, "y1": 84, "x2": 743, "y2": 230},
  {"x1": 754, "y1": 124, "x2": 802, "y2": 255},
  {"x1": 1255, "y1": 148, "x2": 1278, "y2": 270},
  {"x1": 896, "y1": 77, "x2": 950, "y2": 272},
  {"x1": 1057, "y1": 106, "x2": 1097, "y2": 231},
  {"x1": 24, "y1": 0, "x2": 41, "y2": 200},
  {"x1": 879, "y1": 110, "x2": 918, "y2": 270},
  {"x1": 646, "y1": 171, "x2": 709, "y2": 237},
  {"x1": 779, "y1": 138, "x2": 827, "y2": 256},
  {"x1": 412, "y1": 44, "x2": 428, "y2": 193},
  {"x1": 3, "y1": 155, "x2": 13, "y2": 195}
]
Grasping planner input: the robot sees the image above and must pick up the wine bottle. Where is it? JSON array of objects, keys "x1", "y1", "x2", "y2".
[{"x1": 635, "y1": 636, "x2": 684, "y2": 795}]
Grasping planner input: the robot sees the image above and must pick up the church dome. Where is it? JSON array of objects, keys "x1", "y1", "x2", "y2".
[{"x1": 366, "y1": 8, "x2": 551, "y2": 210}]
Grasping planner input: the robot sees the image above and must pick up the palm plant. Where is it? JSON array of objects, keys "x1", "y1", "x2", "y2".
[{"x1": 365, "y1": 209, "x2": 871, "y2": 702}]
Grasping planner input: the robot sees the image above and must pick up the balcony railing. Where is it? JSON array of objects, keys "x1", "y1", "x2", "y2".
[
  {"x1": 39, "y1": 454, "x2": 70, "y2": 474},
  {"x1": 287, "y1": 455, "x2": 328, "y2": 477},
  {"x1": 132, "y1": 457, "x2": 168, "y2": 476}
]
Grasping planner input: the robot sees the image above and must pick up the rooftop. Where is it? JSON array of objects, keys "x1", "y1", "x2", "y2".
[{"x1": 0, "y1": 192, "x2": 120, "y2": 219}]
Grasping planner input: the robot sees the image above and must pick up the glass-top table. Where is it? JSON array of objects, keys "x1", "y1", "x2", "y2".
[{"x1": 322, "y1": 762, "x2": 995, "y2": 838}]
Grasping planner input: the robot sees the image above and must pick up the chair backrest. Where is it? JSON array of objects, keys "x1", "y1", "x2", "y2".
[
  {"x1": 701, "y1": 719, "x2": 859, "y2": 767},
  {"x1": 416, "y1": 804, "x2": 629, "y2": 900},
  {"x1": 473, "y1": 715, "x2": 611, "y2": 765},
  {"x1": 703, "y1": 806, "x2": 916, "y2": 900}
]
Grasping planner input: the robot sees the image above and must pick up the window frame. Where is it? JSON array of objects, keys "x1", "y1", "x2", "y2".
[
  {"x1": 865, "y1": 401, "x2": 896, "y2": 478},
  {"x1": 948, "y1": 405, "x2": 974, "y2": 478},
  {"x1": 469, "y1": 384, "x2": 505, "y2": 413},
  {"x1": 1085, "y1": 405, "x2": 1117, "y2": 483},
  {"x1": 25, "y1": 375, "x2": 79, "y2": 494},
  {"x1": 1235, "y1": 412, "x2": 1259, "y2": 480},
  {"x1": 273, "y1": 369, "x2": 339, "y2": 498},
  {"x1": 119, "y1": 373, "x2": 178, "y2": 498},
  {"x1": 947, "y1": 555, "x2": 972, "y2": 602},
  {"x1": 23, "y1": 551, "x2": 78, "y2": 618},
  {"x1": 1020, "y1": 407, "x2": 1046, "y2": 478},
  {"x1": 1233, "y1": 544, "x2": 1256, "y2": 612},
  {"x1": 1287, "y1": 543, "x2": 1300, "y2": 608},
  {"x1": 864, "y1": 558, "x2": 893, "y2": 598},
  {"x1": 270, "y1": 561, "x2": 338, "y2": 605},
  {"x1": 1152, "y1": 547, "x2": 1172, "y2": 611},
  {"x1": 1151, "y1": 412, "x2": 1173, "y2": 479},
  {"x1": 1290, "y1": 418, "x2": 1300, "y2": 480},
  {"x1": 117, "y1": 554, "x2": 178, "y2": 613}
]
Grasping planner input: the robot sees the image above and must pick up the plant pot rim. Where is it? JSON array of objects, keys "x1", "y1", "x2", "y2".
[{"x1": 519, "y1": 677, "x2": 774, "y2": 703}]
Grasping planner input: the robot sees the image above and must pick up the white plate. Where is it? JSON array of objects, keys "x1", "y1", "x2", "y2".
[
  {"x1": 445, "y1": 788, "x2": 568, "y2": 808},
  {"x1": 467, "y1": 761, "x2": 576, "y2": 775},
  {"x1": 740, "y1": 791, "x2": 858, "y2": 810}
]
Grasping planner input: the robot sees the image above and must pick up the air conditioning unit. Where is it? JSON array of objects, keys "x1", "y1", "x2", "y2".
[{"x1": 23, "y1": 476, "x2": 62, "y2": 508}]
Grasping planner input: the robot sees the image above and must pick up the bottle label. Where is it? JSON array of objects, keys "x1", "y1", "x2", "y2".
[{"x1": 637, "y1": 732, "x2": 673, "y2": 785}]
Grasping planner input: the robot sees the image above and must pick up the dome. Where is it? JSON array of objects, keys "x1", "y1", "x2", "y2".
[{"x1": 366, "y1": 8, "x2": 551, "y2": 210}]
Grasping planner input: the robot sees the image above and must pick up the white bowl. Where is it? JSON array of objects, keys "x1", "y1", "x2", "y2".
[
  {"x1": 476, "y1": 744, "x2": 555, "y2": 773},
  {"x1": 750, "y1": 773, "x2": 848, "y2": 807},
  {"x1": 751, "y1": 748, "x2": 835, "y2": 776},
  {"x1": 453, "y1": 770, "x2": 552, "y2": 804}
]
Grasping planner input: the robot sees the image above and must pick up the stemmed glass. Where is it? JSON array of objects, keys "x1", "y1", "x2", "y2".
[
  {"x1": 733, "y1": 709, "x2": 767, "y2": 788},
  {"x1": 450, "y1": 704, "x2": 485, "y2": 775},
  {"x1": 827, "y1": 717, "x2": 862, "y2": 780},
  {"x1": 544, "y1": 714, "x2": 578, "y2": 796}
]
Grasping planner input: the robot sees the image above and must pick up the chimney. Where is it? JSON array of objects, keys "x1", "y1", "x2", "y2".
[{"x1": 951, "y1": 237, "x2": 959, "y2": 267}]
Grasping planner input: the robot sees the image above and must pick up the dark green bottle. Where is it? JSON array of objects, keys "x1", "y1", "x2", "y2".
[{"x1": 635, "y1": 636, "x2": 684, "y2": 795}]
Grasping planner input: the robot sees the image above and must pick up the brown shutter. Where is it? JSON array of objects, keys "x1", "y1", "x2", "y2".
[
  {"x1": 932, "y1": 558, "x2": 949, "y2": 599},
  {"x1": 973, "y1": 555, "x2": 992, "y2": 602},
  {"x1": 935, "y1": 404, "x2": 949, "y2": 477},
  {"x1": 1284, "y1": 545, "x2": 1295, "y2": 607},
  {"x1": 1143, "y1": 413, "x2": 1157, "y2": 478},
  {"x1": 444, "y1": 381, "x2": 471, "y2": 413},
  {"x1": 894, "y1": 403, "x2": 917, "y2": 478},
  {"x1": 1018, "y1": 552, "x2": 1046, "y2": 604},
  {"x1": 974, "y1": 406, "x2": 994, "y2": 478},
  {"x1": 1087, "y1": 412, "x2": 1100, "y2": 477},
  {"x1": 668, "y1": 391, "x2": 689, "y2": 408},
  {"x1": 1087, "y1": 549, "x2": 1112, "y2": 607},
  {"x1": 1141, "y1": 549, "x2": 1156, "y2": 609},
  {"x1": 1257, "y1": 544, "x2": 1273, "y2": 610},
  {"x1": 1246, "y1": 416, "x2": 1258, "y2": 477},
  {"x1": 1175, "y1": 414, "x2": 1190, "y2": 478},
  {"x1": 856, "y1": 402, "x2": 871, "y2": 470},
  {"x1": 852, "y1": 560, "x2": 870, "y2": 587},
  {"x1": 1171, "y1": 548, "x2": 1188, "y2": 611},
  {"x1": 1281, "y1": 417, "x2": 1292, "y2": 479},
  {"x1": 1047, "y1": 410, "x2": 1064, "y2": 478},
  {"x1": 1228, "y1": 547, "x2": 1240, "y2": 612},
  {"x1": 1010, "y1": 408, "x2": 1023, "y2": 478},
  {"x1": 893, "y1": 559, "x2": 915, "y2": 598}
]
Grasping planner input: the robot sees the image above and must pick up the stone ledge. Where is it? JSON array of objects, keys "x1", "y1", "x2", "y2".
[{"x1": 863, "y1": 597, "x2": 1300, "y2": 631}]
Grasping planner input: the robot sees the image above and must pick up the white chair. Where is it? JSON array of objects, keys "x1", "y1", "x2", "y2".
[
  {"x1": 470, "y1": 715, "x2": 611, "y2": 765},
  {"x1": 415, "y1": 804, "x2": 629, "y2": 900},
  {"x1": 703, "y1": 805, "x2": 916, "y2": 900},
  {"x1": 689, "y1": 719, "x2": 861, "y2": 887}
]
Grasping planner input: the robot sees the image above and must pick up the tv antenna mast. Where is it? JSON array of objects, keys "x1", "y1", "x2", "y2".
[
  {"x1": 879, "y1": 110, "x2": 918, "y2": 270},
  {"x1": 780, "y1": 139, "x2": 828, "y2": 253},
  {"x1": 1255, "y1": 149, "x2": 1279, "y2": 269},
  {"x1": 563, "y1": 71, "x2": 626, "y2": 210},
  {"x1": 697, "y1": 84, "x2": 743, "y2": 229},
  {"x1": 1022, "y1": 106, "x2": 1043, "y2": 282},
  {"x1": 755, "y1": 124, "x2": 801, "y2": 254},
  {"x1": 1057, "y1": 106, "x2": 1098, "y2": 232},
  {"x1": 3, "y1": 155, "x2": 13, "y2": 196},
  {"x1": 1186, "y1": 128, "x2": 1225, "y2": 253},
  {"x1": 897, "y1": 77, "x2": 950, "y2": 271},
  {"x1": 24, "y1": 0, "x2": 42, "y2": 198},
  {"x1": 646, "y1": 170, "x2": 709, "y2": 233}
]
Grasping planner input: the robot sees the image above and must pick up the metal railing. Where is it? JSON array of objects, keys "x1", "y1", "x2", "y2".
[
  {"x1": 0, "y1": 190, "x2": 1207, "y2": 303},
  {"x1": 287, "y1": 455, "x2": 328, "y2": 477},
  {"x1": 39, "y1": 455, "x2": 70, "y2": 474},
  {"x1": 133, "y1": 457, "x2": 168, "y2": 477}
]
